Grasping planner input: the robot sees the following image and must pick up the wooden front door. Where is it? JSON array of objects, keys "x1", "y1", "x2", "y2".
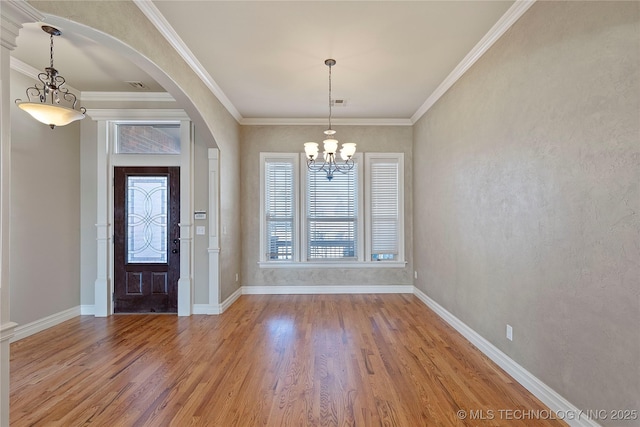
[{"x1": 114, "y1": 167, "x2": 180, "y2": 313}]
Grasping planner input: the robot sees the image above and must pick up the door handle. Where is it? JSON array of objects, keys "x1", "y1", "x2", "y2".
[{"x1": 172, "y1": 249, "x2": 179, "y2": 254}]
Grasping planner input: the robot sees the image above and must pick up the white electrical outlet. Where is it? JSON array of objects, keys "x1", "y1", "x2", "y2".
[
  {"x1": 414, "y1": 271, "x2": 418, "y2": 279},
  {"x1": 506, "y1": 324, "x2": 513, "y2": 341},
  {"x1": 235, "y1": 273, "x2": 239, "y2": 282}
]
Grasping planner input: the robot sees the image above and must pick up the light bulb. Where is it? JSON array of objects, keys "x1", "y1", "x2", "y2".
[
  {"x1": 341, "y1": 143, "x2": 356, "y2": 158},
  {"x1": 323, "y1": 139, "x2": 338, "y2": 154},
  {"x1": 304, "y1": 142, "x2": 319, "y2": 160}
]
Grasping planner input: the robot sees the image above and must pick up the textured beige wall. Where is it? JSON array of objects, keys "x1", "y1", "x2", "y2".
[
  {"x1": 10, "y1": 69, "x2": 81, "y2": 325},
  {"x1": 192, "y1": 134, "x2": 210, "y2": 304},
  {"x1": 30, "y1": 0, "x2": 243, "y2": 304},
  {"x1": 241, "y1": 125, "x2": 413, "y2": 287},
  {"x1": 413, "y1": 1, "x2": 639, "y2": 420}
]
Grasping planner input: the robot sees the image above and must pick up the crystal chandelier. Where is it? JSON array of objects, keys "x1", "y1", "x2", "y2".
[
  {"x1": 303, "y1": 59, "x2": 356, "y2": 180},
  {"x1": 15, "y1": 25, "x2": 86, "y2": 129}
]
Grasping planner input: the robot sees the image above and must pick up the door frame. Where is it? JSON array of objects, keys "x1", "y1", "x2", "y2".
[{"x1": 89, "y1": 109, "x2": 195, "y2": 316}]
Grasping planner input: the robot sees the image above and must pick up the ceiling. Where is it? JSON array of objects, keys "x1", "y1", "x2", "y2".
[{"x1": 11, "y1": 1, "x2": 516, "y2": 122}]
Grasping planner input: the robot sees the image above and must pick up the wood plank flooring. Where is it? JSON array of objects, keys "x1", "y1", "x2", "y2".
[{"x1": 11, "y1": 294, "x2": 567, "y2": 426}]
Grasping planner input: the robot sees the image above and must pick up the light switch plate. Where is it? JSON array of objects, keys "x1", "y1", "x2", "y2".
[{"x1": 196, "y1": 226, "x2": 206, "y2": 235}]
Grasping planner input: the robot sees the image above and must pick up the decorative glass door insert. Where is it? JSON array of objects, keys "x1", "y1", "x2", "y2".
[{"x1": 126, "y1": 176, "x2": 169, "y2": 264}]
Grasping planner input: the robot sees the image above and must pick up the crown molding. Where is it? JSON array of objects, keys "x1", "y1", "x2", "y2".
[
  {"x1": 81, "y1": 91, "x2": 175, "y2": 102},
  {"x1": 9, "y1": 56, "x2": 39, "y2": 79},
  {"x1": 133, "y1": 0, "x2": 242, "y2": 123},
  {"x1": 411, "y1": 0, "x2": 536, "y2": 124},
  {"x1": 1, "y1": 0, "x2": 43, "y2": 50},
  {"x1": 240, "y1": 117, "x2": 413, "y2": 127},
  {"x1": 85, "y1": 108, "x2": 189, "y2": 121}
]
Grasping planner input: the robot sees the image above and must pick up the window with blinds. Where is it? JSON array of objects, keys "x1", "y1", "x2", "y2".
[
  {"x1": 306, "y1": 165, "x2": 358, "y2": 260},
  {"x1": 264, "y1": 158, "x2": 295, "y2": 260},
  {"x1": 368, "y1": 157, "x2": 401, "y2": 261},
  {"x1": 260, "y1": 152, "x2": 404, "y2": 266}
]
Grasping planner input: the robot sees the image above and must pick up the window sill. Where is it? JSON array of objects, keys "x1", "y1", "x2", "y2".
[{"x1": 258, "y1": 261, "x2": 407, "y2": 269}]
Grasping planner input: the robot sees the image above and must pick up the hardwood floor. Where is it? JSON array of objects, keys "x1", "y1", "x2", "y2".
[{"x1": 11, "y1": 294, "x2": 566, "y2": 426}]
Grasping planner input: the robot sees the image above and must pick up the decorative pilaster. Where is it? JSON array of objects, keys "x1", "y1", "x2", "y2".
[
  {"x1": 94, "y1": 121, "x2": 111, "y2": 317},
  {"x1": 177, "y1": 120, "x2": 193, "y2": 316},
  {"x1": 208, "y1": 148, "x2": 221, "y2": 310}
]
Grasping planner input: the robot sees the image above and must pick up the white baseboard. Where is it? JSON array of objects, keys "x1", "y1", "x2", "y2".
[
  {"x1": 221, "y1": 287, "x2": 243, "y2": 311},
  {"x1": 412, "y1": 287, "x2": 601, "y2": 427},
  {"x1": 11, "y1": 306, "x2": 81, "y2": 343},
  {"x1": 193, "y1": 287, "x2": 244, "y2": 315},
  {"x1": 80, "y1": 305, "x2": 95, "y2": 315},
  {"x1": 192, "y1": 304, "x2": 219, "y2": 315},
  {"x1": 0, "y1": 322, "x2": 18, "y2": 343},
  {"x1": 242, "y1": 284, "x2": 414, "y2": 295}
]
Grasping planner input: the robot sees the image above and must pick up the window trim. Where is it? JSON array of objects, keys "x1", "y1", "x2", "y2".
[
  {"x1": 364, "y1": 152, "x2": 405, "y2": 263},
  {"x1": 259, "y1": 153, "x2": 300, "y2": 263}
]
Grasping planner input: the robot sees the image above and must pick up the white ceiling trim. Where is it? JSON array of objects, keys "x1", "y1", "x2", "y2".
[
  {"x1": 133, "y1": 0, "x2": 242, "y2": 122},
  {"x1": 411, "y1": 0, "x2": 536, "y2": 124},
  {"x1": 81, "y1": 91, "x2": 175, "y2": 102},
  {"x1": 10, "y1": 56, "x2": 39, "y2": 79},
  {"x1": 86, "y1": 108, "x2": 189, "y2": 121},
  {"x1": 241, "y1": 118, "x2": 413, "y2": 127},
  {"x1": 1, "y1": 0, "x2": 43, "y2": 49}
]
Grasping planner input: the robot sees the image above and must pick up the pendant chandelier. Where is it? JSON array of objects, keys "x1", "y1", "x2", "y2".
[
  {"x1": 303, "y1": 59, "x2": 356, "y2": 180},
  {"x1": 15, "y1": 25, "x2": 86, "y2": 129}
]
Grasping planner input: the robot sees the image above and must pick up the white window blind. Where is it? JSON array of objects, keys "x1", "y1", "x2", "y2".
[
  {"x1": 368, "y1": 156, "x2": 402, "y2": 261},
  {"x1": 265, "y1": 159, "x2": 295, "y2": 260},
  {"x1": 306, "y1": 165, "x2": 358, "y2": 260}
]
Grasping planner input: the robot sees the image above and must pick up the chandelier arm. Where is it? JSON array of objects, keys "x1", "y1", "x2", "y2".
[
  {"x1": 306, "y1": 156, "x2": 354, "y2": 179},
  {"x1": 330, "y1": 159, "x2": 355, "y2": 174},
  {"x1": 22, "y1": 86, "x2": 43, "y2": 103},
  {"x1": 53, "y1": 74, "x2": 66, "y2": 89},
  {"x1": 306, "y1": 162, "x2": 322, "y2": 172},
  {"x1": 37, "y1": 72, "x2": 49, "y2": 90},
  {"x1": 60, "y1": 90, "x2": 78, "y2": 109}
]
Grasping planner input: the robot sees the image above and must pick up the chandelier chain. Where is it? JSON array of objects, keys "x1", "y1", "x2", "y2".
[
  {"x1": 49, "y1": 33, "x2": 55, "y2": 69},
  {"x1": 328, "y1": 62, "x2": 332, "y2": 130}
]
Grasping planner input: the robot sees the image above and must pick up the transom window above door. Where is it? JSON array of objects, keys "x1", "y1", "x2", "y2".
[{"x1": 115, "y1": 123, "x2": 181, "y2": 154}]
